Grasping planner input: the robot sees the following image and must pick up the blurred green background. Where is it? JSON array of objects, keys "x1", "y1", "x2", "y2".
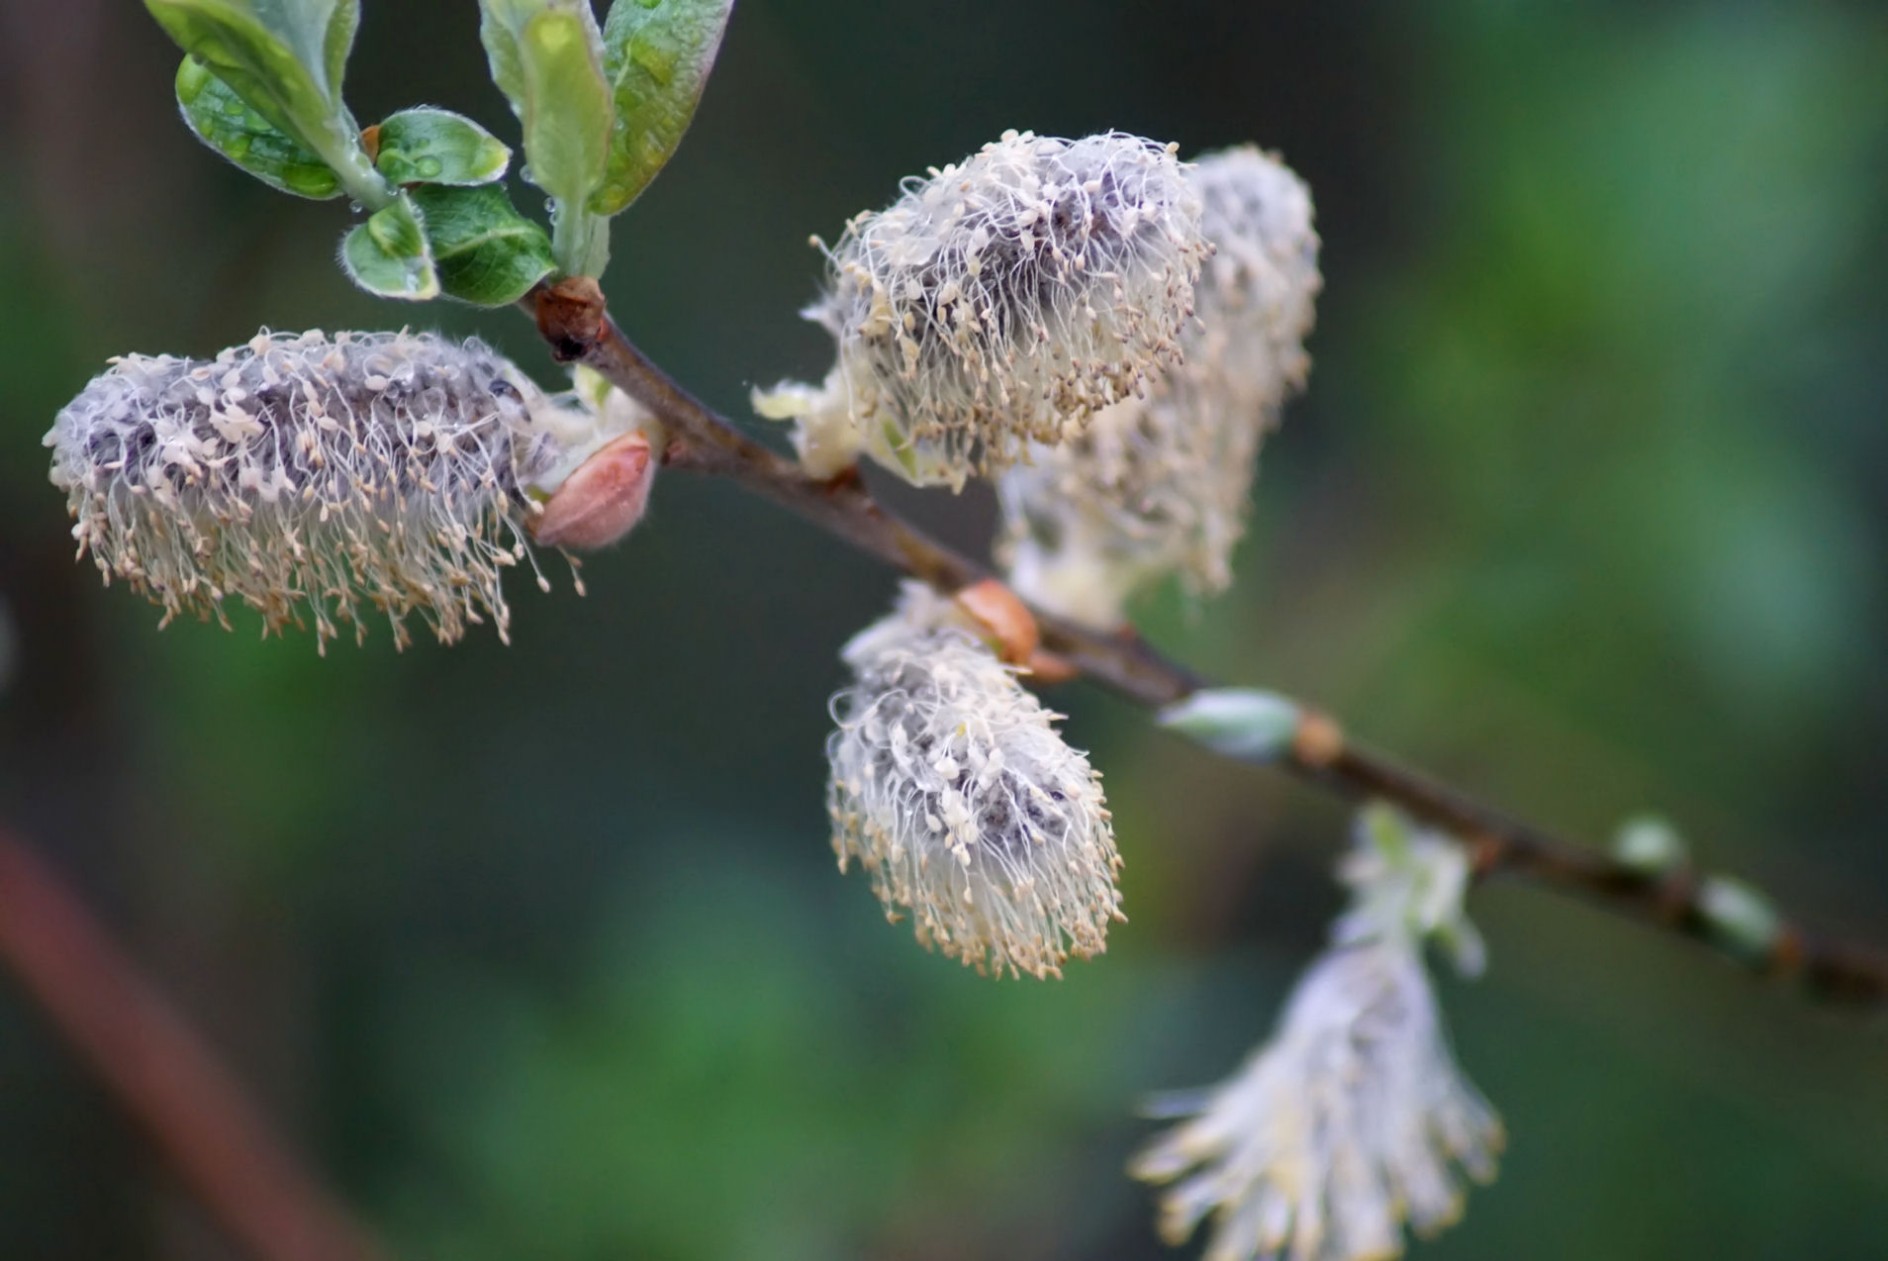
[{"x1": 3, "y1": 1, "x2": 1888, "y2": 1257}]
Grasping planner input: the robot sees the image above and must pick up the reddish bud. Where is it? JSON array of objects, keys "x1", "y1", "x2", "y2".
[
  {"x1": 1291, "y1": 710, "x2": 1347, "y2": 769},
  {"x1": 533, "y1": 276, "x2": 606, "y2": 362},
  {"x1": 953, "y1": 578, "x2": 1040, "y2": 666},
  {"x1": 532, "y1": 432, "x2": 654, "y2": 550}
]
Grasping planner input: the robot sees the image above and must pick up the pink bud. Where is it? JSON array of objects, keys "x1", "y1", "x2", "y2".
[
  {"x1": 951, "y1": 578, "x2": 1040, "y2": 666},
  {"x1": 532, "y1": 432, "x2": 655, "y2": 550}
]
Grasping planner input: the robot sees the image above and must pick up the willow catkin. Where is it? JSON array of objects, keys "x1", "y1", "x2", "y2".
[
  {"x1": 756, "y1": 130, "x2": 1208, "y2": 489},
  {"x1": 997, "y1": 147, "x2": 1322, "y2": 626},
  {"x1": 826, "y1": 584, "x2": 1122, "y2": 978},
  {"x1": 46, "y1": 328, "x2": 609, "y2": 650},
  {"x1": 1134, "y1": 810, "x2": 1500, "y2": 1261},
  {"x1": 1133, "y1": 941, "x2": 1502, "y2": 1261}
]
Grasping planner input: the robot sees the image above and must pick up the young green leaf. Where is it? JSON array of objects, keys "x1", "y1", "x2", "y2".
[
  {"x1": 176, "y1": 56, "x2": 342, "y2": 199},
  {"x1": 146, "y1": 1, "x2": 333, "y2": 138},
  {"x1": 317, "y1": 0, "x2": 361, "y2": 100},
  {"x1": 373, "y1": 109, "x2": 512, "y2": 187},
  {"x1": 410, "y1": 185, "x2": 557, "y2": 306},
  {"x1": 478, "y1": 0, "x2": 613, "y2": 208},
  {"x1": 341, "y1": 194, "x2": 440, "y2": 300},
  {"x1": 145, "y1": 0, "x2": 384, "y2": 206},
  {"x1": 590, "y1": 0, "x2": 735, "y2": 215}
]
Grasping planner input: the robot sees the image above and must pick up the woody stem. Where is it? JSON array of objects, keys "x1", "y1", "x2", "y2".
[{"x1": 525, "y1": 279, "x2": 1888, "y2": 1009}]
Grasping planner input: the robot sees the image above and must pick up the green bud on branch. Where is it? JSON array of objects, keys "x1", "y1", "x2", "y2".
[
  {"x1": 1697, "y1": 876, "x2": 1783, "y2": 964},
  {"x1": 1158, "y1": 687, "x2": 1303, "y2": 762},
  {"x1": 1612, "y1": 815, "x2": 1690, "y2": 876}
]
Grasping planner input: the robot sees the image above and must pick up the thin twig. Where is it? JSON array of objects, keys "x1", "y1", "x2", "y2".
[
  {"x1": 0, "y1": 826, "x2": 393, "y2": 1261},
  {"x1": 528, "y1": 281, "x2": 1888, "y2": 1007}
]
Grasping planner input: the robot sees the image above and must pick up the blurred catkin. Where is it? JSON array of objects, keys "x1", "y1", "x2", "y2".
[
  {"x1": 999, "y1": 147, "x2": 1321, "y2": 626},
  {"x1": 1136, "y1": 810, "x2": 1500, "y2": 1261}
]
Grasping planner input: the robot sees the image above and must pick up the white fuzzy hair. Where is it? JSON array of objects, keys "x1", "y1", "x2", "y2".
[
  {"x1": 47, "y1": 329, "x2": 571, "y2": 649},
  {"x1": 998, "y1": 146, "x2": 1322, "y2": 626},
  {"x1": 826, "y1": 583, "x2": 1122, "y2": 978},
  {"x1": 758, "y1": 130, "x2": 1208, "y2": 489}
]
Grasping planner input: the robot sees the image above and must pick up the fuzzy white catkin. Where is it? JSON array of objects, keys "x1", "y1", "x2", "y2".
[
  {"x1": 1133, "y1": 942, "x2": 1501, "y2": 1261},
  {"x1": 46, "y1": 329, "x2": 587, "y2": 650},
  {"x1": 1134, "y1": 810, "x2": 1500, "y2": 1261},
  {"x1": 997, "y1": 146, "x2": 1322, "y2": 627},
  {"x1": 825, "y1": 584, "x2": 1122, "y2": 978},
  {"x1": 755, "y1": 130, "x2": 1209, "y2": 489}
]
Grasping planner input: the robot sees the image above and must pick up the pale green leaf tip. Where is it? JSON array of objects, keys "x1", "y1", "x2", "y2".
[{"x1": 1157, "y1": 688, "x2": 1302, "y2": 762}]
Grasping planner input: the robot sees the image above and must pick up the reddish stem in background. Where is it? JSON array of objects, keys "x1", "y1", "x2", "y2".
[{"x1": 0, "y1": 826, "x2": 392, "y2": 1261}]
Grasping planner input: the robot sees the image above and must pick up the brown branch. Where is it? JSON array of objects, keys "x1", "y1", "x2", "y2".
[
  {"x1": 529, "y1": 281, "x2": 1888, "y2": 1008},
  {"x1": 0, "y1": 826, "x2": 394, "y2": 1261}
]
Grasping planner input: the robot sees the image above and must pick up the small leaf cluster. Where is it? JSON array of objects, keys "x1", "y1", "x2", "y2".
[{"x1": 147, "y1": 0, "x2": 734, "y2": 303}]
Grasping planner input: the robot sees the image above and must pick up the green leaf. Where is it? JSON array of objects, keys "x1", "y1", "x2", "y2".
[
  {"x1": 478, "y1": 0, "x2": 614, "y2": 208},
  {"x1": 341, "y1": 194, "x2": 439, "y2": 300},
  {"x1": 410, "y1": 185, "x2": 556, "y2": 306},
  {"x1": 146, "y1": 0, "x2": 353, "y2": 130},
  {"x1": 318, "y1": 0, "x2": 361, "y2": 98},
  {"x1": 176, "y1": 56, "x2": 342, "y2": 199},
  {"x1": 373, "y1": 109, "x2": 512, "y2": 187},
  {"x1": 145, "y1": 0, "x2": 383, "y2": 204},
  {"x1": 147, "y1": 0, "x2": 331, "y2": 137},
  {"x1": 591, "y1": 0, "x2": 733, "y2": 215}
]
